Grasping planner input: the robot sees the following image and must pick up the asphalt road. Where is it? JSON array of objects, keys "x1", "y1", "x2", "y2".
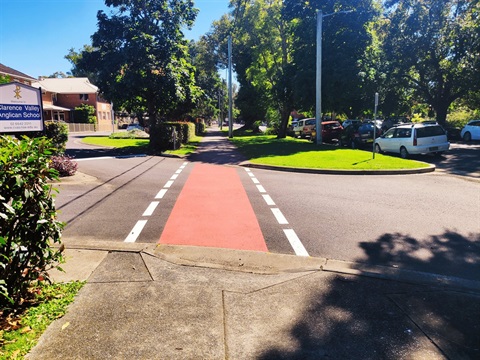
[{"x1": 58, "y1": 134, "x2": 479, "y2": 283}]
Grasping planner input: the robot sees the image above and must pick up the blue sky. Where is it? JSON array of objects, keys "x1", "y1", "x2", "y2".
[{"x1": 0, "y1": 0, "x2": 231, "y2": 79}]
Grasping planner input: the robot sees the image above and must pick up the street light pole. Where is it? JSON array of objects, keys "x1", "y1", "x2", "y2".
[
  {"x1": 316, "y1": 9, "x2": 354, "y2": 145},
  {"x1": 316, "y1": 10, "x2": 323, "y2": 145},
  {"x1": 228, "y1": 35, "x2": 233, "y2": 138}
]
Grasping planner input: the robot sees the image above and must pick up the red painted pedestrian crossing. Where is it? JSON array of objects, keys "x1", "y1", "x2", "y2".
[{"x1": 158, "y1": 163, "x2": 268, "y2": 251}]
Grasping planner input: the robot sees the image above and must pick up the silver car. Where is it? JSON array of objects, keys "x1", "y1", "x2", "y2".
[{"x1": 375, "y1": 122, "x2": 450, "y2": 159}]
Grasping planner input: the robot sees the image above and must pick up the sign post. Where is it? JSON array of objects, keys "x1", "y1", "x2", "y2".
[{"x1": 0, "y1": 82, "x2": 44, "y2": 134}]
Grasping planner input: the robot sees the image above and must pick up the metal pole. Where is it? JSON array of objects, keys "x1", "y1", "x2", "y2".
[
  {"x1": 316, "y1": 10, "x2": 323, "y2": 145},
  {"x1": 228, "y1": 35, "x2": 233, "y2": 138},
  {"x1": 373, "y1": 92, "x2": 379, "y2": 159}
]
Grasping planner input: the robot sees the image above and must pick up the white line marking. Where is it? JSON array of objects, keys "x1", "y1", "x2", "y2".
[
  {"x1": 262, "y1": 194, "x2": 276, "y2": 206},
  {"x1": 248, "y1": 172, "x2": 255, "y2": 177},
  {"x1": 245, "y1": 168, "x2": 251, "y2": 172},
  {"x1": 124, "y1": 220, "x2": 148, "y2": 243},
  {"x1": 155, "y1": 189, "x2": 168, "y2": 199},
  {"x1": 283, "y1": 229, "x2": 309, "y2": 257},
  {"x1": 175, "y1": 169, "x2": 182, "y2": 174},
  {"x1": 170, "y1": 174, "x2": 179, "y2": 180},
  {"x1": 164, "y1": 180, "x2": 174, "y2": 188},
  {"x1": 75, "y1": 156, "x2": 114, "y2": 161},
  {"x1": 256, "y1": 185, "x2": 266, "y2": 193},
  {"x1": 271, "y1": 208, "x2": 288, "y2": 224},
  {"x1": 251, "y1": 177, "x2": 260, "y2": 184},
  {"x1": 143, "y1": 201, "x2": 159, "y2": 216}
]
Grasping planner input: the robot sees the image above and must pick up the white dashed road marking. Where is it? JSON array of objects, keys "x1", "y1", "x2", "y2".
[
  {"x1": 283, "y1": 229, "x2": 309, "y2": 257},
  {"x1": 124, "y1": 220, "x2": 148, "y2": 243},
  {"x1": 245, "y1": 168, "x2": 310, "y2": 257},
  {"x1": 124, "y1": 162, "x2": 188, "y2": 243}
]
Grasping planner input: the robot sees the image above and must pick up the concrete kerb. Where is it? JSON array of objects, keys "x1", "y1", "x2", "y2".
[
  {"x1": 53, "y1": 240, "x2": 480, "y2": 293},
  {"x1": 240, "y1": 161, "x2": 436, "y2": 175}
]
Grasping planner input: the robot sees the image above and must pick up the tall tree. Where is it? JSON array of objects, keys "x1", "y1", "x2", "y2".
[
  {"x1": 71, "y1": 0, "x2": 200, "y2": 147},
  {"x1": 230, "y1": 0, "x2": 294, "y2": 137},
  {"x1": 382, "y1": 0, "x2": 480, "y2": 125},
  {"x1": 283, "y1": 0, "x2": 379, "y2": 118},
  {"x1": 188, "y1": 38, "x2": 225, "y2": 120}
]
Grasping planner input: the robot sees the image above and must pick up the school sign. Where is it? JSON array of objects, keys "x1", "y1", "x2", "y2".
[{"x1": 0, "y1": 82, "x2": 44, "y2": 133}]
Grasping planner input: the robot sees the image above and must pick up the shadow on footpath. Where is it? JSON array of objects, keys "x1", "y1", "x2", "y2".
[{"x1": 257, "y1": 229, "x2": 480, "y2": 359}]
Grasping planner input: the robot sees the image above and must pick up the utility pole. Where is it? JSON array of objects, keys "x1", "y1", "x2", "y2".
[{"x1": 316, "y1": 9, "x2": 354, "y2": 145}]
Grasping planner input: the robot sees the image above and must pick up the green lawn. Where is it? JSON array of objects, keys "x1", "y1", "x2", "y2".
[
  {"x1": 230, "y1": 134, "x2": 430, "y2": 170},
  {"x1": 81, "y1": 134, "x2": 201, "y2": 156},
  {"x1": 81, "y1": 131, "x2": 429, "y2": 170},
  {"x1": 81, "y1": 136, "x2": 149, "y2": 149}
]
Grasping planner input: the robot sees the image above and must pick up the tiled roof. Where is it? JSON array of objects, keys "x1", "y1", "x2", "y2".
[
  {"x1": 0, "y1": 63, "x2": 36, "y2": 80},
  {"x1": 31, "y1": 77, "x2": 99, "y2": 94}
]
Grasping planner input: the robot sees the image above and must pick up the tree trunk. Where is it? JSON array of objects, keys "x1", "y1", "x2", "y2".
[
  {"x1": 277, "y1": 108, "x2": 291, "y2": 139},
  {"x1": 433, "y1": 100, "x2": 450, "y2": 126}
]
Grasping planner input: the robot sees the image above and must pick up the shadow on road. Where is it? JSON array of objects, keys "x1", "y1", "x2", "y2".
[{"x1": 257, "y1": 229, "x2": 480, "y2": 359}]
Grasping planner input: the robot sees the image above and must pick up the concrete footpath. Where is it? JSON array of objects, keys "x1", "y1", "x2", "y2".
[{"x1": 27, "y1": 128, "x2": 480, "y2": 359}]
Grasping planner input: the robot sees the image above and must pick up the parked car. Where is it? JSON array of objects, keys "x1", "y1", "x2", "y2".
[
  {"x1": 300, "y1": 118, "x2": 317, "y2": 138},
  {"x1": 291, "y1": 118, "x2": 314, "y2": 138},
  {"x1": 126, "y1": 124, "x2": 145, "y2": 132},
  {"x1": 375, "y1": 122, "x2": 449, "y2": 159},
  {"x1": 460, "y1": 120, "x2": 480, "y2": 142},
  {"x1": 310, "y1": 121, "x2": 343, "y2": 143},
  {"x1": 342, "y1": 119, "x2": 362, "y2": 128},
  {"x1": 339, "y1": 121, "x2": 382, "y2": 149}
]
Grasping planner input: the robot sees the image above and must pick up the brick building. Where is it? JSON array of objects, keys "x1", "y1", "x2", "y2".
[
  {"x1": 1, "y1": 63, "x2": 114, "y2": 131},
  {"x1": 32, "y1": 77, "x2": 114, "y2": 131},
  {"x1": 0, "y1": 63, "x2": 36, "y2": 85}
]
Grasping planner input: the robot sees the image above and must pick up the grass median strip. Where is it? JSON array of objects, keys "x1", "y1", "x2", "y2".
[{"x1": 229, "y1": 134, "x2": 429, "y2": 170}]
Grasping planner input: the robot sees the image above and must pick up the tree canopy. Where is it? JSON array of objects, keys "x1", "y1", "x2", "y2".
[
  {"x1": 70, "y1": 0, "x2": 200, "y2": 141},
  {"x1": 381, "y1": 0, "x2": 480, "y2": 124},
  {"x1": 67, "y1": 0, "x2": 480, "y2": 133}
]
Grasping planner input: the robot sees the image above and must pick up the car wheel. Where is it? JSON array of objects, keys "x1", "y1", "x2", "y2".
[
  {"x1": 374, "y1": 144, "x2": 382, "y2": 153},
  {"x1": 463, "y1": 132, "x2": 471, "y2": 142},
  {"x1": 400, "y1": 146, "x2": 409, "y2": 159}
]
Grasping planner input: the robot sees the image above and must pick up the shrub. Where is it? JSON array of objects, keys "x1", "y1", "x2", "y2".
[
  {"x1": 0, "y1": 136, "x2": 64, "y2": 309},
  {"x1": 44, "y1": 121, "x2": 69, "y2": 154},
  {"x1": 150, "y1": 123, "x2": 179, "y2": 152},
  {"x1": 50, "y1": 155, "x2": 78, "y2": 177},
  {"x1": 74, "y1": 104, "x2": 97, "y2": 127},
  {"x1": 264, "y1": 127, "x2": 278, "y2": 135},
  {"x1": 196, "y1": 121, "x2": 206, "y2": 135}
]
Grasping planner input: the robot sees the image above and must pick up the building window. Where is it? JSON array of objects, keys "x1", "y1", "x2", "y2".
[{"x1": 79, "y1": 94, "x2": 89, "y2": 101}]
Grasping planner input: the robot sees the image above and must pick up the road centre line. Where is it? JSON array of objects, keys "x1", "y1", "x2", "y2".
[
  {"x1": 164, "y1": 180, "x2": 174, "y2": 188},
  {"x1": 251, "y1": 177, "x2": 260, "y2": 184},
  {"x1": 171, "y1": 174, "x2": 179, "y2": 180}
]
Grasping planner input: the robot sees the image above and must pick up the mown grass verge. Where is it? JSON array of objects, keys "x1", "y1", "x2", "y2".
[
  {"x1": 81, "y1": 134, "x2": 201, "y2": 156},
  {"x1": 229, "y1": 131, "x2": 429, "y2": 170},
  {"x1": 1, "y1": 281, "x2": 85, "y2": 359}
]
